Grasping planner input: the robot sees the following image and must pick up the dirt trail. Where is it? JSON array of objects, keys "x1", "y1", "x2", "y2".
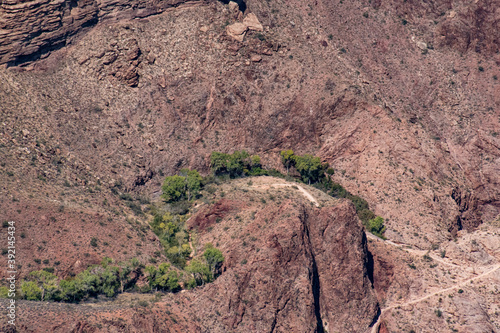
[
  {"x1": 367, "y1": 233, "x2": 499, "y2": 333},
  {"x1": 370, "y1": 263, "x2": 500, "y2": 333},
  {"x1": 251, "y1": 183, "x2": 320, "y2": 207},
  {"x1": 253, "y1": 183, "x2": 499, "y2": 333},
  {"x1": 366, "y1": 233, "x2": 459, "y2": 268}
]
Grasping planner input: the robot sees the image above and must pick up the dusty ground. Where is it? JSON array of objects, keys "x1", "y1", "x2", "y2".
[{"x1": 0, "y1": 0, "x2": 500, "y2": 331}]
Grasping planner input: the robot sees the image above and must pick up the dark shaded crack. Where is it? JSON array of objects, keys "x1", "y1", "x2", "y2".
[
  {"x1": 368, "y1": 306, "x2": 381, "y2": 328},
  {"x1": 217, "y1": 0, "x2": 246, "y2": 12},
  {"x1": 270, "y1": 298, "x2": 290, "y2": 333},
  {"x1": 363, "y1": 232, "x2": 375, "y2": 286},
  {"x1": 300, "y1": 209, "x2": 325, "y2": 333}
]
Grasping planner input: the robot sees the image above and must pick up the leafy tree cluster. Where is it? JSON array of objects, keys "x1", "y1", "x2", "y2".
[
  {"x1": 145, "y1": 263, "x2": 180, "y2": 292},
  {"x1": 9, "y1": 244, "x2": 223, "y2": 303},
  {"x1": 210, "y1": 151, "x2": 263, "y2": 178},
  {"x1": 280, "y1": 150, "x2": 329, "y2": 184},
  {"x1": 149, "y1": 210, "x2": 191, "y2": 267},
  {"x1": 367, "y1": 216, "x2": 386, "y2": 238},
  {"x1": 162, "y1": 169, "x2": 203, "y2": 202},
  {"x1": 185, "y1": 243, "x2": 224, "y2": 288},
  {"x1": 17, "y1": 258, "x2": 142, "y2": 303}
]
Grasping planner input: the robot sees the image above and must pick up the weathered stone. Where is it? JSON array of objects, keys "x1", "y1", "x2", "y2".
[
  {"x1": 226, "y1": 22, "x2": 247, "y2": 42},
  {"x1": 250, "y1": 54, "x2": 262, "y2": 62},
  {"x1": 243, "y1": 13, "x2": 263, "y2": 31}
]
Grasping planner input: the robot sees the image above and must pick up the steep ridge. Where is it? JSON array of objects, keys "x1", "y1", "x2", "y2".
[{"x1": 1, "y1": 177, "x2": 379, "y2": 332}]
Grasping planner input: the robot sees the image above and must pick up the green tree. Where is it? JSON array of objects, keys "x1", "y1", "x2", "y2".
[
  {"x1": 162, "y1": 175, "x2": 186, "y2": 202},
  {"x1": 210, "y1": 151, "x2": 254, "y2": 178},
  {"x1": 210, "y1": 152, "x2": 229, "y2": 175},
  {"x1": 294, "y1": 154, "x2": 327, "y2": 184},
  {"x1": 98, "y1": 266, "x2": 120, "y2": 297},
  {"x1": 28, "y1": 270, "x2": 59, "y2": 301},
  {"x1": 227, "y1": 150, "x2": 250, "y2": 177},
  {"x1": 21, "y1": 281, "x2": 42, "y2": 301},
  {"x1": 59, "y1": 279, "x2": 80, "y2": 302},
  {"x1": 181, "y1": 169, "x2": 202, "y2": 201},
  {"x1": 280, "y1": 150, "x2": 295, "y2": 174},
  {"x1": 146, "y1": 263, "x2": 180, "y2": 292},
  {"x1": 251, "y1": 155, "x2": 261, "y2": 168},
  {"x1": 185, "y1": 259, "x2": 212, "y2": 286},
  {"x1": 368, "y1": 216, "x2": 386, "y2": 238},
  {"x1": 203, "y1": 244, "x2": 225, "y2": 278},
  {"x1": 156, "y1": 270, "x2": 179, "y2": 291}
]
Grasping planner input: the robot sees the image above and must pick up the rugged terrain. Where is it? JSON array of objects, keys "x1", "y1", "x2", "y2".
[
  {"x1": 1, "y1": 0, "x2": 500, "y2": 331},
  {"x1": 1, "y1": 177, "x2": 380, "y2": 332}
]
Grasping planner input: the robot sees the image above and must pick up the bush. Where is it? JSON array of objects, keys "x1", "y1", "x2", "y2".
[
  {"x1": 21, "y1": 281, "x2": 42, "y2": 301},
  {"x1": 203, "y1": 244, "x2": 225, "y2": 278},
  {"x1": 367, "y1": 216, "x2": 386, "y2": 238},
  {"x1": 162, "y1": 169, "x2": 203, "y2": 202}
]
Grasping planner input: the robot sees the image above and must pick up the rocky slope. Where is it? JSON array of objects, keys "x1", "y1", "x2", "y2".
[
  {"x1": 1, "y1": 177, "x2": 380, "y2": 332},
  {"x1": 0, "y1": 0, "x2": 192, "y2": 66},
  {"x1": 1, "y1": 0, "x2": 499, "y2": 248},
  {"x1": 0, "y1": 0, "x2": 500, "y2": 331}
]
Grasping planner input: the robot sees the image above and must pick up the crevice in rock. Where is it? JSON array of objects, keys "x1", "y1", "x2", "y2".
[
  {"x1": 366, "y1": 247, "x2": 375, "y2": 286},
  {"x1": 301, "y1": 209, "x2": 325, "y2": 333},
  {"x1": 368, "y1": 306, "x2": 381, "y2": 328},
  {"x1": 218, "y1": 0, "x2": 247, "y2": 12}
]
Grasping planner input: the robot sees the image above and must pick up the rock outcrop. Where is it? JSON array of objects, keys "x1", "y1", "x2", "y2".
[
  {"x1": 226, "y1": 12, "x2": 263, "y2": 42},
  {"x1": 3, "y1": 178, "x2": 379, "y2": 332},
  {"x1": 0, "y1": 0, "x2": 189, "y2": 66}
]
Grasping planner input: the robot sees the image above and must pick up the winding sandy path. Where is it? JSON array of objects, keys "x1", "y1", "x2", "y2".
[
  {"x1": 366, "y1": 233, "x2": 459, "y2": 268},
  {"x1": 370, "y1": 263, "x2": 500, "y2": 333},
  {"x1": 251, "y1": 183, "x2": 320, "y2": 207},
  {"x1": 248, "y1": 181, "x2": 500, "y2": 333}
]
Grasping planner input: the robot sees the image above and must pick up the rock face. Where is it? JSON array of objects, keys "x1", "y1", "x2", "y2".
[
  {"x1": 185, "y1": 178, "x2": 379, "y2": 332},
  {"x1": 0, "y1": 0, "x2": 188, "y2": 66},
  {"x1": 3, "y1": 178, "x2": 379, "y2": 332}
]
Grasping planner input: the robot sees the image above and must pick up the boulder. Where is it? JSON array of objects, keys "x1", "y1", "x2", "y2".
[
  {"x1": 243, "y1": 13, "x2": 264, "y2": 31},
  {"x1": 226, "y1": 22, "x2": 248, "y2": 42}
]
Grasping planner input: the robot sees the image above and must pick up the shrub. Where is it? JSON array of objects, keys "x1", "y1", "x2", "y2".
[
  {"x1": 162, "y1": 169, "x2": 202, "y2": 202},
  {"x1": 21, "y1": 281, "x2": 42, "y2": 301},
  {"x1": 203, "y1": 244, "x2": 225, "y2": 278},
  {"x1": 0, "y1": 286, "x2": 10, "y2": 298},
  {"x1": 367, "y1": 216, "x2": 386, "y2": 238}
]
